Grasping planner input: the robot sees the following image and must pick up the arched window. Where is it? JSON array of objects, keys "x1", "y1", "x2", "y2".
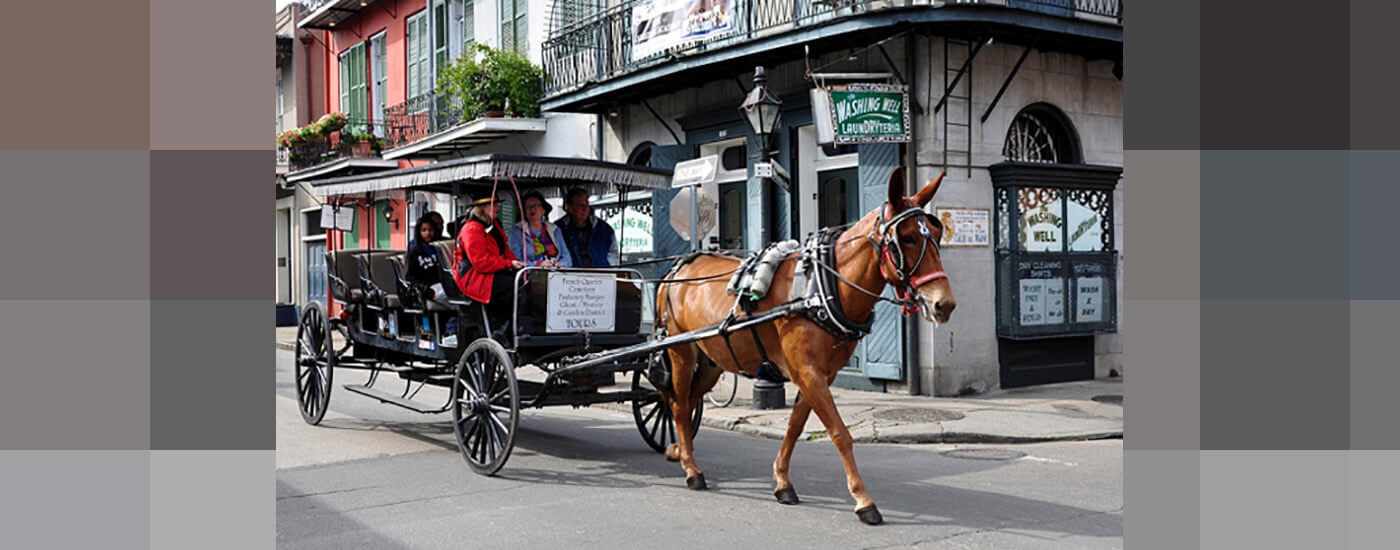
[
  {"x1": 1003, "y1": 103, "x2": 1081, "y2": 164},
  {"x1": 626, "y1": 141, "x2": 655, "y2": 167}
]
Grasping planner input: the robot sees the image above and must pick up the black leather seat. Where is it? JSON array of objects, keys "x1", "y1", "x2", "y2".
[
  {"x1": 326, "y1": 250, "x2": 366, "y2": 304},
  {"x1": 356, "y1": 250, "x2": 402, "y2": 309}
]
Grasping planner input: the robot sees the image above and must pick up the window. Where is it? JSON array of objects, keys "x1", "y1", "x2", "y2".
[
  {"x1": 500, "y1": 0, "x2": 527, "y2": 55},
  {"x1": 338, "y1": 42, "x2": 368, "y2": 133},
  {"x1": 276, "y1": 72, "x2": 285, "y2": 133},
  {"x1": 371, "y1": 34, "x2": 387, "y2": 136},
  {"x1": 1002, "y1": 103, "x2": 1081, "y2": 164},
  {"x1": 458, "y1": 0, "x2": 475, "y2": 52},
  {"x1": 434, "y1": 1, "x2": 450, "y2": 74},
  {"x1": 551, "y1": 1, "x2": 598, "y2": 49},
  {"x1": 406, "y1": 11, "x2": 430, "y2": 102}
]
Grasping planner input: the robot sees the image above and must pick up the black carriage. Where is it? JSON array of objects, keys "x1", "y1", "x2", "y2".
[{"x1": 294, "y1": 154, "x2": 700, "y2": 475}]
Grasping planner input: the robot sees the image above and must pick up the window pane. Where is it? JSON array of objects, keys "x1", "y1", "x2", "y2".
[
  {"x1": 1016, "y1": 187, "x2": 1063, "y2": 252},
  {"x1": 1066, "y1": 189, "x2": 1110, "y2": 251}
]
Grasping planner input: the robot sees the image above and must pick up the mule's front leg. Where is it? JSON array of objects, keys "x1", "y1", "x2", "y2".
[
  {"x1": 772, "y1": 392, "x2": 809, "y2": 505},
  {"x1": 791, "y1": 377, "x2": 882, "y2": 525},
  {"x1": 666, "y1": 346, "x2": 706, "y2": 489}
]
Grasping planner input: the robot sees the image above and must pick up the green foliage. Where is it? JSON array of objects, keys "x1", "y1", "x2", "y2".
[{"x1": 436, "y1": 44, "x2": 543, "y2": 121}]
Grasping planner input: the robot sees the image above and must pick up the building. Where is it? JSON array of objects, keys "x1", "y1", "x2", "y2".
[
  {"x1": 541, "y1": 0, "x2": 1123, "y2": 395},
  {"x1": 284, "y1": 0, "x2": 602, "y2": 312},
  {"x1": 276, "y1": 2, "x2": 325, "y2": 316}
]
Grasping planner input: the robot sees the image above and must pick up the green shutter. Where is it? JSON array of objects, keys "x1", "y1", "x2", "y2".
[
  {"x1": 344, "y1": 207, "x2": 360, "y2": 249},
  {"x1": 375, "y1": 200, "x2": 393, "y2": 249}
]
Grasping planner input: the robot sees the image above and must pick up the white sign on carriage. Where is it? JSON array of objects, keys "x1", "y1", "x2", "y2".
[{"x1": 546, "y1": 272, "x2": 617, "y2": 333}]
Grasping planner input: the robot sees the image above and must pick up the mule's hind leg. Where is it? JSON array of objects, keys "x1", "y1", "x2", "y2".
[
  {"x1": 665, "y1": 344, "x2": 706, "y2": 489},
  {"x1": 772, "y1": 392, "x2": 809, "y2": 505},
  {"x1": 788, "y1": 372, "x2": 882, "y2": 525}
]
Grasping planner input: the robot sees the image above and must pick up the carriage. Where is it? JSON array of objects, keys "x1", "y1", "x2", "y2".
[
  {"x1": 296, "y1": 154, "x2": 956, "y2": 524},
  {"x1": 294, "y1": 154, "x2": 701, "y2": 475}
]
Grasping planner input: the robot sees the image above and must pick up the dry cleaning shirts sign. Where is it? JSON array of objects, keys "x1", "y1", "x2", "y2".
[
  {"x1": 631, "y1": 0, "x2": 735, "y2": 61},
  {"x1": 546, "y1": 272, "x2": 616, "y2": 333}
]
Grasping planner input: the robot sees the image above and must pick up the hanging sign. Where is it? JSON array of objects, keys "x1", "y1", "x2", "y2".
[
  {"x1": 631, "y1": 0, "x2": 736, "y2": 62},
  {"x1": 811, "y1": 83, "x2": 912, "y2": 145},
  {"x1": 546, "y1": 272, "x2": 617, "y2": 333},
  {"x1": 935, "y1": 208, "x2": 991, "y2": 247},
  {"x1": 319, "y1": 204, "x2": 355, "y2": 232}
]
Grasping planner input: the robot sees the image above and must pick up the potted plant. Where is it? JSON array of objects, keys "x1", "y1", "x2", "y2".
[
  {"x1": 346, "y1": 132, "x2": 386, "y2": 157},
  {"x1": 437, "y1": 44, "x2": 543, "y2": 122}
]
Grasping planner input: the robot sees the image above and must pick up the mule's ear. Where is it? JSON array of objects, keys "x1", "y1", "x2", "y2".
[
  {"x1": 912, "y1": 170, "x2": 947, "y2": 207},
  {"x1": 887, "y1": 166, "x2": 907, "y2": 210}
]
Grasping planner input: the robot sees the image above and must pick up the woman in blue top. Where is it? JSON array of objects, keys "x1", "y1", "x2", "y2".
[{"x1": 507, "y1": 190, "x2": 574, "y2": 268}]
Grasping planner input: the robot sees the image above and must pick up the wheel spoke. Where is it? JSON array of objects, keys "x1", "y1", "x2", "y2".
[
  {"x1": 641, "y1": 402, "x2": 661, "y2": 427},
  {"x1": 487, "y1": 410, "x2": 510, "y2": 436}
]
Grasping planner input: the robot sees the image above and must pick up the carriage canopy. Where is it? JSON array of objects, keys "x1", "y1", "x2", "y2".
[{"x1": 306, "y1": 153, "x2": 673, "y2": 199}]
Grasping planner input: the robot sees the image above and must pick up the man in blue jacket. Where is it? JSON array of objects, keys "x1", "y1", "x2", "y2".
[{"x1": 558, "y1": 187, "x2": 619, "y2": 268}]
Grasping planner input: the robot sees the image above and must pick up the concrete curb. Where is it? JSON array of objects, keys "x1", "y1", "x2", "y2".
[{"x1": 276, "y1": 340, "x2": 1122, "y2": 445}]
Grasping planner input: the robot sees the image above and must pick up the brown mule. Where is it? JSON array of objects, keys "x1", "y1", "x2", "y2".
[{"x1": 655, "y1": 166, "x2": 956, "y2": 525}]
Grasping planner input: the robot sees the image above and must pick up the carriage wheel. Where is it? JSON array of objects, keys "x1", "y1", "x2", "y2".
[
  {"x1": 452, "y1": 338, "x2": 519, "y2": 476},
  {"x1": 632, "y1": 353, "x2": 703, "y2": 453},
  {"x1": 294, "y1": 302, "x2": 335, "y2": 425}
]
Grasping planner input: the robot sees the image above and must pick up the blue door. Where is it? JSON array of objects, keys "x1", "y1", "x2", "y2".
[
  {"x1": 305, "y1": 241, "x2": 327, "y2": 305},
  {"x1": 854, "y1": 144, "x2": 905, "y2": 382}
]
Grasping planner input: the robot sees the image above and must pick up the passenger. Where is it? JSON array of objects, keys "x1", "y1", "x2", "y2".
[
  {"x1": 424, "y1": 210, "x2": 445, "y2": 239},
  {"x1": 453, "y1": 194, "x2": 524, "y2": 332},
  {"x1": 558, "y1": 187, "x2": 620, "y2": 268},
  {"x1": 405, "y1": 215, "x2": 448, "y2": 304},
  {"x1": 508, "y1": 190, "x2": 573, "y2": 268}
]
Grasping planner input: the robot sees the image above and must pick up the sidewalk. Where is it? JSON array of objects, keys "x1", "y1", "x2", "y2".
[{"x1": 275, "y1": 326, "x2": 1121, "y2": 444}]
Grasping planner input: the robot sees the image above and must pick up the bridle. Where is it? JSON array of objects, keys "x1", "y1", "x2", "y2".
[{"x1": 868, "y1": 203, "x2": 947, "y2": 317}]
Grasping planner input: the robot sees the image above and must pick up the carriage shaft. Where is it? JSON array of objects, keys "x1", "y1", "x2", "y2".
[{"x1": 559, "y1": 303, "x2": 800, "y2": 373}]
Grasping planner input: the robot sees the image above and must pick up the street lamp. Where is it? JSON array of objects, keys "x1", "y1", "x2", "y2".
[
  {"x1": 741, "y1": 66, "x2": 788, "y2": 410},
  {"x1": 740, "y1": 66, "x2": 783, "y2": 157}
]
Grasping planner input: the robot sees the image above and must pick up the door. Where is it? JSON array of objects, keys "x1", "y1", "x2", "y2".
[
  {"x1": 832, "y1": 143, "x2": 906, "y2": 390},
  {"x1": 305, "y1": 241, "x2": 327, "y2": 305},
  {"x1": 276, "y1": 209, "x2": 292, "y2": 304},
  {"x1": 374, "y1": 200, "x2": 393, "y2": 249}
]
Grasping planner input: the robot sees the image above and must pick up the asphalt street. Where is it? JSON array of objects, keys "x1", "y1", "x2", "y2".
[{"x1": 276, "y1": 349, "x2": 1122, "y2": 549}]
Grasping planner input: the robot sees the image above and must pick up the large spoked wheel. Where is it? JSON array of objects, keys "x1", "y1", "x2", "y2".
[
  {"x1": 452, "y1": 338, "x2": 519, "y2": 476},
  {"x1": 705, "y1": 367, "x2": 738, "y2": 408},
  {"x1": 632, "y1": 352, "x2": 703, "y2": 453},
  {"x1": 294, "y1": 302, "x2": 335, "y2": 425}
]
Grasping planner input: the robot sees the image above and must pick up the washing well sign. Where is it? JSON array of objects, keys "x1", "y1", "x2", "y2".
[{"x1": 812, "y1": 83, "x2": 911, "y2": 145}]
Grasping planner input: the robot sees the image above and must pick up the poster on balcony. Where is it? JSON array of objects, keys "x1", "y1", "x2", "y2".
[{"x1": 631, "y1": 0, "x2": 736, "y2": 62}]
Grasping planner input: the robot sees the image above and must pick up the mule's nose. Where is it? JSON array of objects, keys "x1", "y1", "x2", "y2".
[{"x1": 934, "y1": 297, "x2": 957, "y2": 320}]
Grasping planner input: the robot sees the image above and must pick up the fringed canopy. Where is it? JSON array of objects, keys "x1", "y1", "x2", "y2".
[{"x1": 308, "y1": 154, "x2": 673, "y2": 198}]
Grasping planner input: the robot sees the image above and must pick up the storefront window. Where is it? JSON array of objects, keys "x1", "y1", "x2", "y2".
[
  {"x1": 1066, "y1": 189, "x2": 1110, "y2": 251},
  {"x1": 1017, "y1": 187, "x2": 1063, "y2": 252}
]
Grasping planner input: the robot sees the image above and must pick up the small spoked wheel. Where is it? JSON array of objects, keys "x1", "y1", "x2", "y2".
[
  {"x1": 632, "y1": 353, "x2": 703, "y2": 453},
  {"x1": 294, "y1": 302, "x2": 335, "y2": 425},
  {"x1": 452, "y1": 338, "x2": 519, "y2": 476},
  {"x1": 705, "y1": 364, "x2": 738, "y2": 408}
]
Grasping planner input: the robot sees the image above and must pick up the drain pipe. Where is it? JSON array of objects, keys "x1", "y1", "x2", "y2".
[{"x1": 903, "y1": 34, "x2": 922, "y2": 396}]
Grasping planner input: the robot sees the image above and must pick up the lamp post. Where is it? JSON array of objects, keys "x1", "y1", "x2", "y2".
[{"x1": 741, "y1": 66, "x2": 787, "y2": 410}]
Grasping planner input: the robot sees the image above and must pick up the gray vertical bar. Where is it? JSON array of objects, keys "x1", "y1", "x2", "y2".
[
  {"x1": 0, "y1": 451, "x2": 150, "y2": 548},
  {"x1": 1350, "y1": 2, "x2": 1400, "y2": 148},
  {"x1": 1201, "y1": 451, "x2": 1350, "y2": 548},
  {"x1": 1123, "y1": 0, "x2": 1198, "y2": 149},
  {"x1": 1124, "y1": 450, "x2": 1199, "y2": 549},
  {"x1": 1349, "y1": 151, "x2": 1400, "y2": 299},
  {"x1": 1350, "y1": 451, "x2": 1400, "y2": 547},
  {"x1": 1350, "y1": 301, "x2": 1400, "y2": 449}
]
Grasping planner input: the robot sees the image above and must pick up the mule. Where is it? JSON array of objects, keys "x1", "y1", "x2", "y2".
[{"x1": 655, "y1": 166, "x2": 956, "y2": 525}]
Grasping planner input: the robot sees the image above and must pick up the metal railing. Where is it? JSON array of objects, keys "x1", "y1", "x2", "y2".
[
  {"x1": 287, "y1": 119, "x2": 387, "y2": 172},
  {"x1": 381, "y1": 92, "x2": 469, "y2": 151},
  {"x1": 542, "y1": 0, "x2": 1121, "y2": 98}
]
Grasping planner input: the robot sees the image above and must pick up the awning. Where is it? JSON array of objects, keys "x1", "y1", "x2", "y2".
[{"x1": 307, "y1": 154, "x2": 673, "y2": 198}]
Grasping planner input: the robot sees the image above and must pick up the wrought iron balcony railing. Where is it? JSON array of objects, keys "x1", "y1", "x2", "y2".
[
  {"x1": 542, "y1": 0, "x2": 1122, "y2": 98},
  {"x1": 287, "y1": 119, "x2": 388, "y2": 172},
  {"x1": 381, "y1": 92, "x2": 468, "y2": 151}
]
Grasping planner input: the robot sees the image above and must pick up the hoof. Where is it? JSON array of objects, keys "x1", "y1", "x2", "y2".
[
  {"x1": 774, "y1": 487, "x2": 800, "y2": 505},
  {"x1": 665, "y1": 444, "x2": 681, "y2": 462},
  {"x1": 686, "y1": 474, "x2": 708, "y2": 491},
  {"x1": 855, "y1": 504, "x2": 883, "y2": 525}
]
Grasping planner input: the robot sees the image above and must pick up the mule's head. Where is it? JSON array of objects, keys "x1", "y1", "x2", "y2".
[{"x1": 875, "y1": 167, "x2": 957, "y2": 324}]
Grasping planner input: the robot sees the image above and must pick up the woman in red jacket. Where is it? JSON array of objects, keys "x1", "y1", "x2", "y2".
[{"x1": 454, "y1": 195, "x2": 524, "y2": 330}]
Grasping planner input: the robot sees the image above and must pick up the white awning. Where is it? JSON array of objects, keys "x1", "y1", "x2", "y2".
[{"x1": 307, "y1": 154, "x2": 673, "y2": 198}]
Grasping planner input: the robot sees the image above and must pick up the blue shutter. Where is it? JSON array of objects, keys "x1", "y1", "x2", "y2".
[
  {"x1": 856, "y1": 143, "x2": 904, "y2": 381},
  {"x1": 648, "y1": 145, "x2": 697, "y2": 278}
]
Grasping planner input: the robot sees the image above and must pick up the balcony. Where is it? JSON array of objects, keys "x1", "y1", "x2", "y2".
[
  {"x1": 379, "y1": 92, "x2": 546, "y2": 161},
  {"x1": 298, "y1": 0, "x2": 374, "y2": 30},
  {"x1": 542, "y1": 0, "x2": 1122, "y2": 111},
  {"x1": 283, "y1": 120, "x2": 398, "y2": 183}
]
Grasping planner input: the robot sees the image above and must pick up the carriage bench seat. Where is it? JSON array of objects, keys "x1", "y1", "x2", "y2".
[
  {"x1": 326, "y1": 250, "x2": 366, "y2": 304},
  {"x1": 357, "y1": 250, "x2": 403, "y2": 310}
]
